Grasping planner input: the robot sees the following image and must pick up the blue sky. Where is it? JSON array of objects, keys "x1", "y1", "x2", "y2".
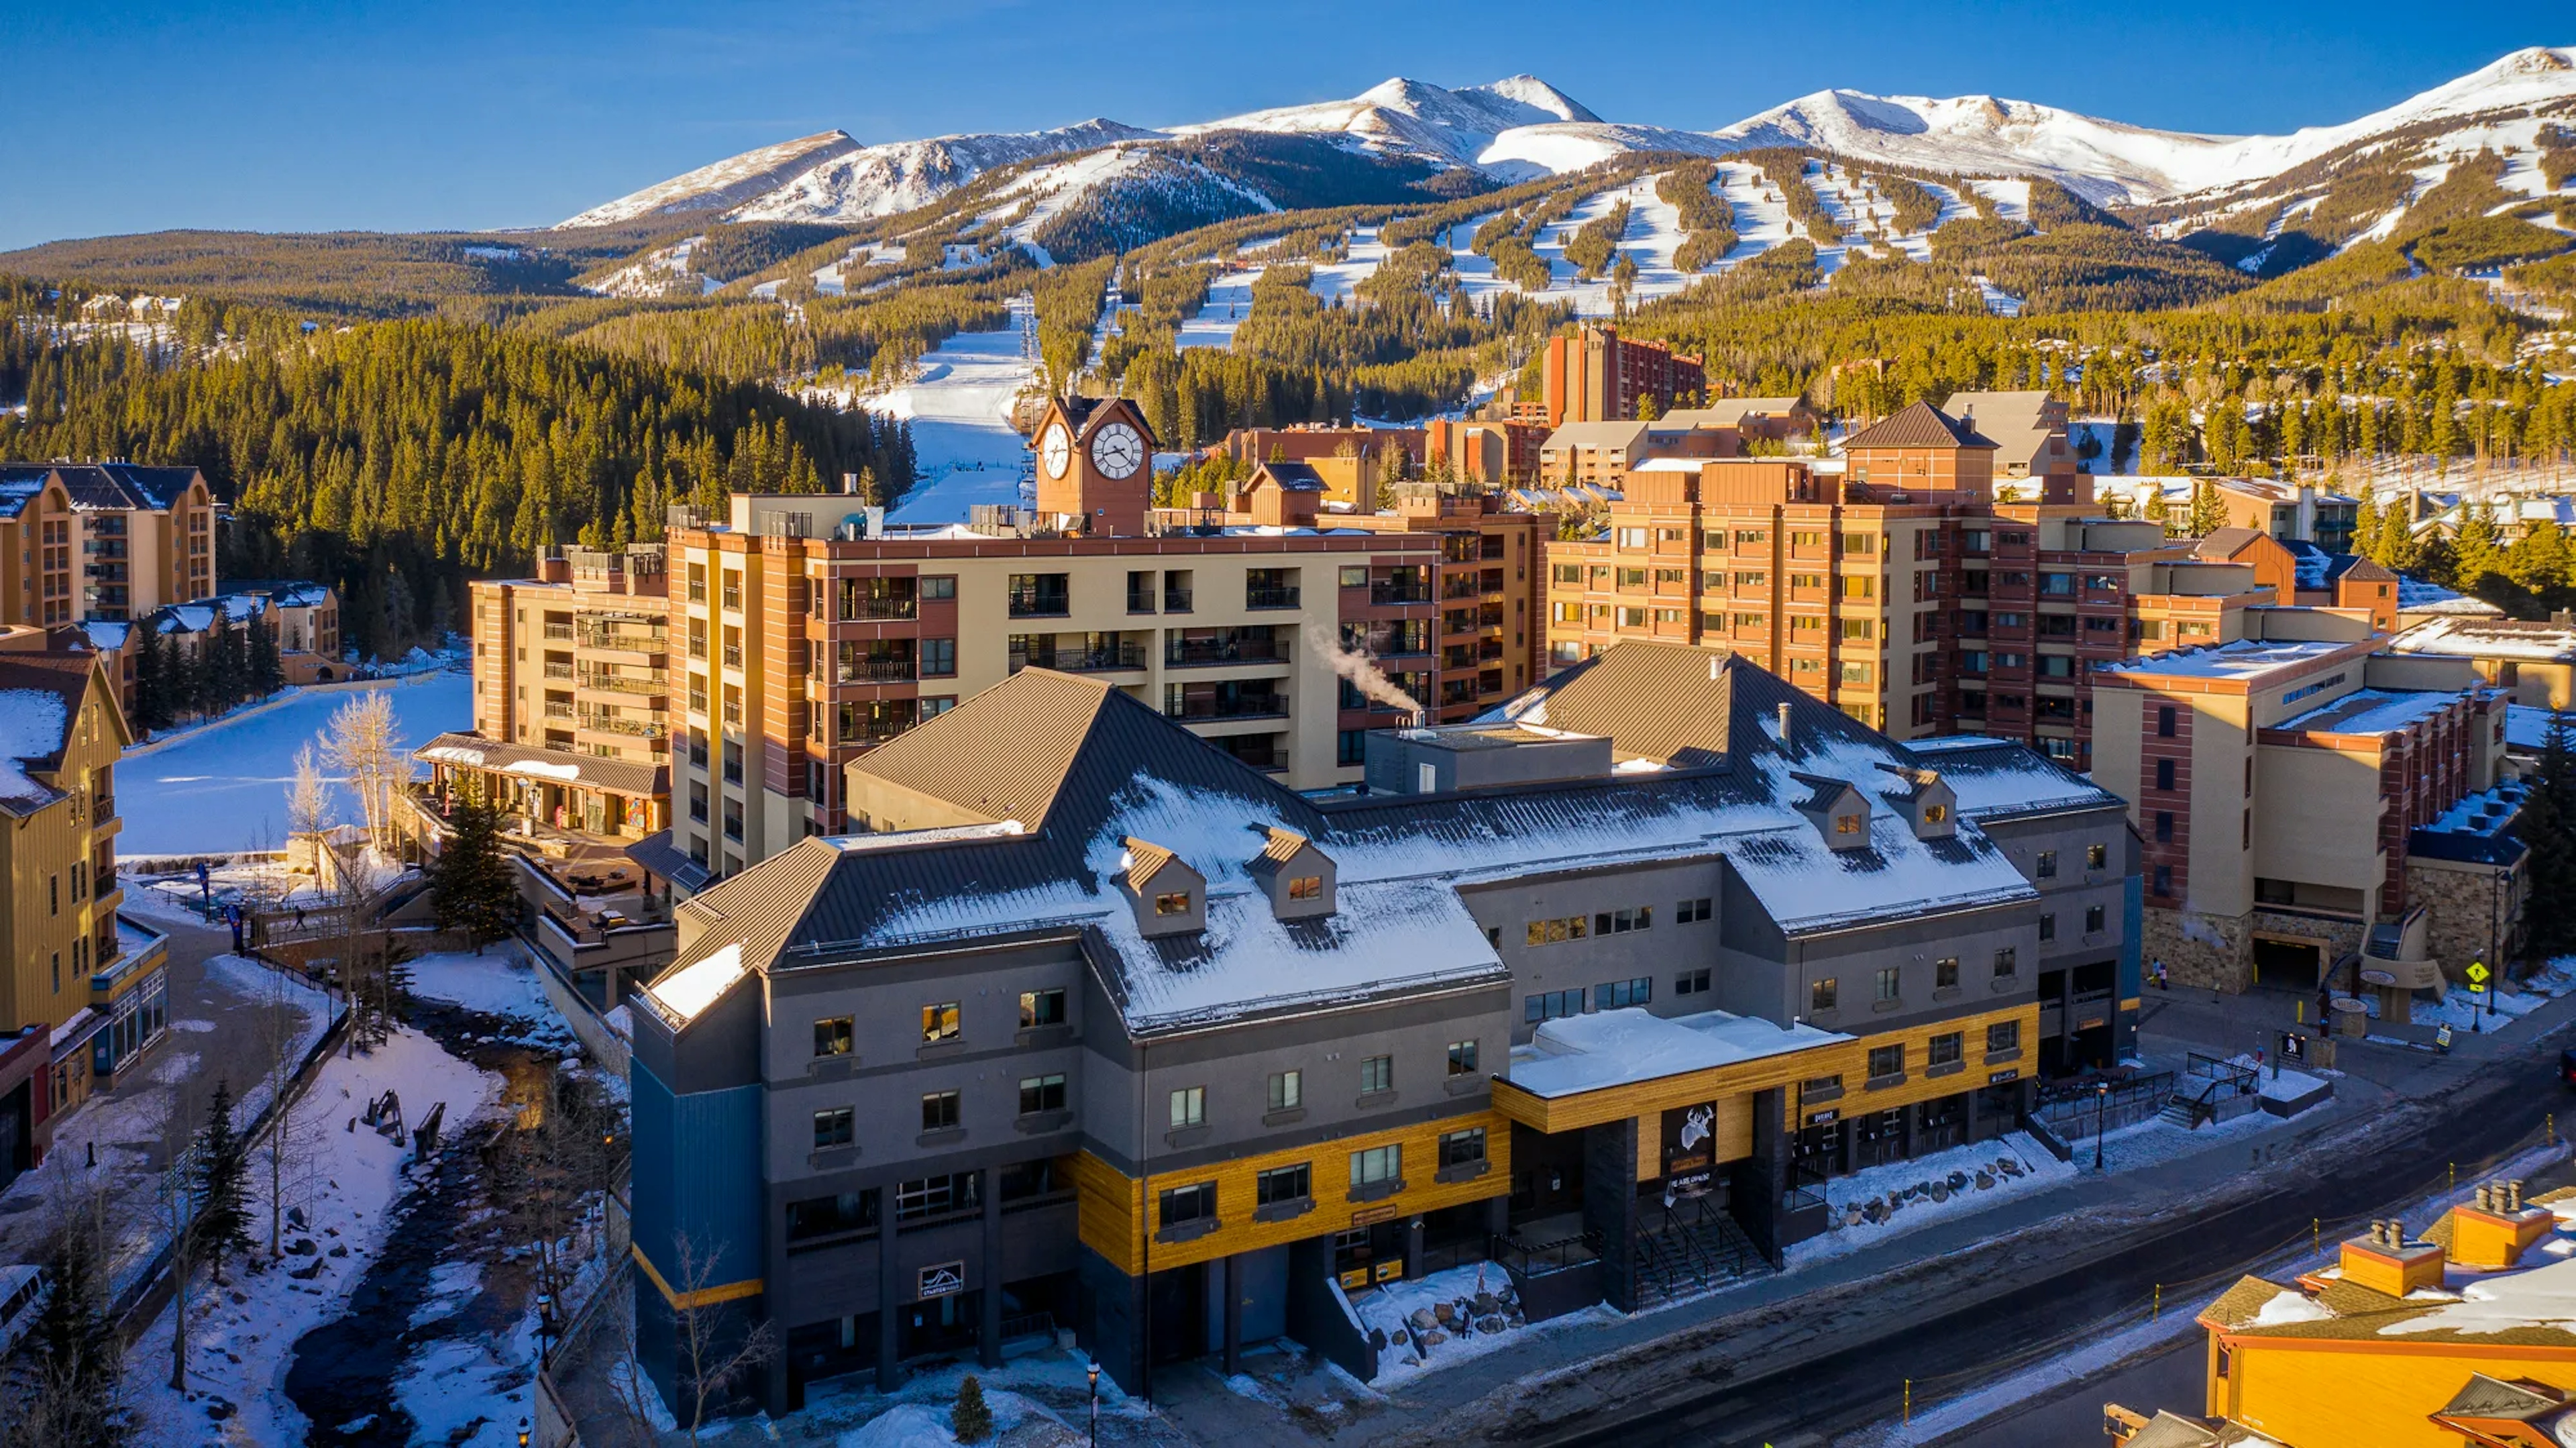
[{"x1": 0, "y1": 1, "x2": 2556, "y2": 250}]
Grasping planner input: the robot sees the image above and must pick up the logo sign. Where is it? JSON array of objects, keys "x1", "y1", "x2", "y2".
[
  {"x1": 1805, "y1": 1108, "x2": 1839, "y2": 1127},
  {"x1": 1350, "y1": 1203, "x2": 1401, "y2": 1228},
  {"x1": 1667, "y1": 1170, "x2": 1715, "y2": 1196},
  {"x1": 2279, "y1": 1031, "x2": 2306, "y2": 1062},
  {"x1": 1988, "y1": 1068, "x2": 2021, "y2": 1086},
  {"x1": 2359, "y1": 969, "x2": 2396, "y2": 987},
  {"x1": 918, "y1": 1261, "x2": 965, "y2": 1300}
]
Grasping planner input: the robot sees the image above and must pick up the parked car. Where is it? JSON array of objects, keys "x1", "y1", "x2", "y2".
[{"x1": 0, "y1": 1265, "x2": 46, "y2": 1357}]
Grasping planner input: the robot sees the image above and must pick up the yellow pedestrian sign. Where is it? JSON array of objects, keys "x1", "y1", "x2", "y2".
[{"x1": 2468, "y1": 961, "x2": 2491, "y2": 994}]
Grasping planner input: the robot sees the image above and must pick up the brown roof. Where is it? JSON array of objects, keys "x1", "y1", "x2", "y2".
[
  {"x1": 1842, "y1": 401, "x2": 1997, "y2": 452},
  {"x1": 849, "y1": 669, "x2": 1118, "y2": 829},
  {"x1": 0, "y1": 654, "x2": 103, "y2": 816},
  {"x1": 2194, "y1": 527, "x2": 2268, "y2": 561},
  {"x1": 654, "y1": 835, "x2": 848, "y2": 992},
  {"x1": 1246, "y1": 825, "x2": 1312, "y2": 876},
  {"x1": 1251, "y1": 461, "x2": 1327, "y2": 493},
  {"x1": 1122, "y1": 837, "x2": 1178, "y2": 894},
  {"x1": 1497, "y1": 640, "x2": 1885, "y2": 769}
]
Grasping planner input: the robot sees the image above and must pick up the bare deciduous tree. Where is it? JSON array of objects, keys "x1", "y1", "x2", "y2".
[
  {"x1": 667, "y1": 1233, "x2": 774, "y2": 1447},
  {"x1": 320, "y1": 690, "x2": 404, "y2": 850}
]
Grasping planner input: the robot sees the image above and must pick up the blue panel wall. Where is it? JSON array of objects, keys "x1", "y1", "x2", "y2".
[{"x1": 631, "y1": 1058, "x2": 763, "y2": 1289}]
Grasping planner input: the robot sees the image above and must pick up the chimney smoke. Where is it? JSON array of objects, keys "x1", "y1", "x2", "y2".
[{"x1": 1303, "y1": 621, "x2": 1424, "y2": 715}]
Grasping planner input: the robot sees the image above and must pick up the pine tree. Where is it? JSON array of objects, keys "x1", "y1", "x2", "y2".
[
  {"x1": 29, "y1": 1201, "x2": 125, "y2": 1445},
  {"x1": 248, "y1": 613, "x2": 286, "y2": 696},
  {"x1": 129, "y1": 624, "x2": 166, "y2": 735},
  {"x1": 2186, "y1": 478, "x2": 2227, "y2": 537},
  {"x1": 952, "y1": 1374, "x2": 994, "y2": 1444},
  {"x1": 429, "y1": 784, "x2": 521, "y2": 951},
  {"x1": 2520, "y1": 711, "x2": 2576, "y2": 958},
  {"x1": 2350, "y1": 496, "x2": 2383, "y2": 562},
  {"x1": 2457, "y1": 503, "x2": 2507, "y2": 590},
  {"x1": 191, "y1": 1080, "x2": 254, "y2": 1286}
]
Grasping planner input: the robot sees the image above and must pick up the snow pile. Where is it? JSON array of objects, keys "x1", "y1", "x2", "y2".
[
  {"x1": 2383, "y1": 1255, "x2": 2576, "y2": 1338},
  {"x1": 647, "y1": 941, "x2": 747, "y2": 1021},
  {"x1": 1346, "y1": 1261, "x2": 1615, "y2": 1386},
  {"x1": 2253, "y1": 1288, "x2": 2336, "y2": 1327},
  {"x1": 1796, "y1": 1132, "x2": 2075, "y2": 1261},
  {"x1": 2413, "y1": 984, "x2": 2550, "y2": 1032},
  {"x1": 409, "y1": 947, "x2": 562, "y2": 1029}
]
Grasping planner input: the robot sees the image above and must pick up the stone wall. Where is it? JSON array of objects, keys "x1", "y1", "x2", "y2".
[
  {"x1": 2410, "y1": 855, "x2": 2524, "y2": 982},
  {"x1": 2143, "y1": 907, "x2": 2251, "y2": 992},
  {"x1": 2248, "y1": 909, "x2": 2369, "y2": 990}
]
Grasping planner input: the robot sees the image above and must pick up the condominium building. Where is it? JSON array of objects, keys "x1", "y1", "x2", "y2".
[
  {"x1": 1538, "y1": 324, "x2": 1705, "y2": 428},
  {"x1": 2209, "y1": 476, "x2": 2361, "y2": 554},
  {"x1": 625, "y1": 643, "x2": 2133, "y2": 1415},
  {"x1": 2092, "y1": 609, "x2": 2518, "y2": 996},
  {"x1": 0, "y1": 640, "x2": 164, "y2": 1182},
  {"x1": 0, "y1": 463, "x2": 216, "y2": 625},
  {"x1": 2110, "y1": 1188, "x2": 2576, "y2": 1448}
]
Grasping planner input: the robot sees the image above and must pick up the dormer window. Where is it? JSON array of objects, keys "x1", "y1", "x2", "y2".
[
  {"x1": 1288, "y1": 876, "x2": 1323, "y2": 901},
  {"x1": 1923, "y1": 804, "x2": 1947, "y2": 825},
  {"x1": 1155, "y1": 891, "x2": 1192, "y2": 917},
  {"x1": 1247, "y1": 825, "x2": 1335, "y2": 921},
  {"x1": 1835, "y1": 815, "x2": 1862, "y2": 835}
]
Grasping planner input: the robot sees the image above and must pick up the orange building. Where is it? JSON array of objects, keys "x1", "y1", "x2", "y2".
[
  {"x1": 1540, "y1": 325, "x2": 1705, "y2": 428},
  {"x1": 2110, "y1": 1187, "x2": 2576, "y2": 1447}
]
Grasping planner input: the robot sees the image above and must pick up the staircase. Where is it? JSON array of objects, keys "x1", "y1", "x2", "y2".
[{"x1": 1630, "y1": 1198, "x2": 1769, "y2": 1310}]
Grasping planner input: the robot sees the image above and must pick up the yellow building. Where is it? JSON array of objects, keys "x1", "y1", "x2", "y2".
[
  {"x1": 2112, "y1": 1186, "x2": 2576, "y2": 1447},
  {"x1": 0, "y1": 645, "x2": 151, "y2": 1134}
]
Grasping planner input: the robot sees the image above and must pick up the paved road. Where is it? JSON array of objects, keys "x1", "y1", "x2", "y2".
[{"x1": 1525, "y1": 1022, "x2": 2564, "y2": 1448}]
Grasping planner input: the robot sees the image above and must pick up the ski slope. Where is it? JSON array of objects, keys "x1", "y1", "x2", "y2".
[{"x1": 880, "y1": 301, "x2": 1040, "y2": 525}]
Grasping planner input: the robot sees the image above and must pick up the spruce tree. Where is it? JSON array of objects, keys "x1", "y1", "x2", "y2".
[
  {"x1": 2521, "y1": 711, "x2": 2576, "y2": 958},
  {"x1": 249, "y1": 614, "x2": 286, "y2": 696},
  {"x1": 128, "y1": 624, "x2": 165, "y2": 735},
  {"x1": 429, "y1": 785, "x2": 521, "y2": 951},
  {"x1": 952, "y1": 1374, "x2": 994, "y2": 1444},
  {"x1": 2457, "y1": 503, "x2": 2506, "y2": 590},
  {"x1": 191, "y1": 1080, "x2": 254, "y2": 1286},
  {"x1": 30, "y1": 1204, "x2": 124, "y2": 1443}
]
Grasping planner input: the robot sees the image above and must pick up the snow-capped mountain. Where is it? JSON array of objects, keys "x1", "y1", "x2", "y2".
[{"x1": 556, "y1": 49, "x2": 2576, "y2": 229}]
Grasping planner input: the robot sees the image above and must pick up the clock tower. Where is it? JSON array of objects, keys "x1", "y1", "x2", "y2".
[{"x1": 1032, "y1": 395, "x2": 1160, "y2": 537}]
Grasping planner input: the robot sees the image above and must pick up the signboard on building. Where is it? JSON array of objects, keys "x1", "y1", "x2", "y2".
[
  {"x1": 918, "y1": 1261, "x2": 965, "y2": 1300},
  {"x1": 1988, "y1": 1068, "x2": 2021, "y2": 1086},
  {"x1": 2279, "y1": 1031, "x2": 2306, "y2": 1062},
  {"x1": 1350, "y1": 1203, "x2": 1401, "y2": 1229},
  {"x1": 1804, "y1": 1108, "x2": 1839, "y2": 1127}
]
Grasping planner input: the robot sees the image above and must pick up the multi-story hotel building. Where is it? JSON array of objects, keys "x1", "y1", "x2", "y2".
[
  {"x1": 0, "y1": 637, "x2": 166, "y2": 1187},
  {"x1": 2092, "y1": 608, "x2": 2519, "y2": 995},
  {"x1": 1538, "y1": 325, "x2": 1706, "y2": 428},
  {"x1": 625, "y1": 643, "x2": 2135, "y2": 1414},
  {"x1": 0, "y1": 463, "x2": 216, "y2": 625}
]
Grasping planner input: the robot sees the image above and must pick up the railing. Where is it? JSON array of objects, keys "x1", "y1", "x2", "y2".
[
  {"x1": 1164, "y1": 588, "x2": 1193, "y2": 613},
  {"x1": 93, "y1": 795, "x2": 115, "y2": 824},
  {"x1": 1370, "y1": 580, "x2": 1430, "y2": 605},
  {"x1": 542, "y1": 662, "x2": 576, "y2": 680},
  {"x1": 578, "y1": 628, "x2": 663, "y2": 654},
  {"x1": 839, "y1": 598, "x2": 917, "y2": 621},
  {"x1": 2031, "y1": 1070, "x2": 2174, "y2": 1133},
  {"x1": 578, "y1": 717, "x2": 665, "y2": 739},
  {"x1": 1245, "y1": 585, "x2": 1302, "y2": 611},
  {"x1": 541, "y1": 623, "x2": 576, "y2": 641},
  {"x1": 1491, "y1": 1230, "x2": 1599, "y2": 1278},
  {"x1": 833, "y1": 656, "x2": 917, "y2": 682},
  {"x1": 542, "y1": 703, "x2": 575, "y2": 721},
  {"x1": 1167, "y1": 694, "x2": 1287, "y2": 721},
  {"x1": 1014, "y1": 642, "x2": 1145, "y2": 673},
  {"x1": 999, "y1": 1310, "x2": 1057, "y2": 1343},
  {"x1": 577, "y1": 674, "x2": 663, "y2": 696},
  {"x1": 1166, "y1": 637, "x2": 1284, "y2": 667}
]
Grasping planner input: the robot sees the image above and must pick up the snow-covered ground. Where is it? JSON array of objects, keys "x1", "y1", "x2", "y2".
[
  {"x1": 1305, "y1": 227, "x2": 1391, "y2": 305},
  {"x1": 878, "y1": 301, "x2": 1040, "y2": 526},
  {"x1": 1346, "y1": 1261, "x2": 1615, "y2": 1387},
  {"x1": 124, "y1": 1025, "x2": 504, "y2": 1445},
  {"x1": 1177, "y1": 267, "x2": 1261, "y2": 350},
  {"x1": 117, "y1": 670, "x2": 473, "y2": 858},
  {"x1": 1790, "y1": 1133, "x2": 2076, "y2": 1264}
]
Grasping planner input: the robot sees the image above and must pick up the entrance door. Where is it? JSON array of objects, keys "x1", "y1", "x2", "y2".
[
  {"x1": 2252, "y1": 937, "x2": 2324, "y2": 990},
  {"x1": 900, "y1": 1290, "x2": 981, "y2": 1361},
  {"x1": 1792, "y1": 1119, "x2": 1843, "y2": 1180},
  {"x1": 1918, "y1": 1096, "x2": 1966, "y2": 1154},
  {"x1": 1854, "y1": 1108, "x2": 1906, "y2": 1169},
  {"x1": 1146, "y1": 1264, "x2": 1205, "y2": 1365}
]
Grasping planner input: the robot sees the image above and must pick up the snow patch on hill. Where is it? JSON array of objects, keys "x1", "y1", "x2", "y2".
[{"x1": 558, "y1": 131, "x2": 860, "y2": 228}]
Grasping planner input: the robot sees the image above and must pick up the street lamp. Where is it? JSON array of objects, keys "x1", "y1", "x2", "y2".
[
  {"x1": 517, "y1": 1419, "x2": 530, "y2": 1448},
  {"x1": 2094, "y1": 1080, "x2": 2110, "y2": 1172},
  {"x1": 1087, "y1": 1359, "x2": 1100, "y2": 1447}
]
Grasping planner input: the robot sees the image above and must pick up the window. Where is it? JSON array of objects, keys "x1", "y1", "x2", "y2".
[
  {"x1": 812, "y1": 1107, "x2": 854, "y2": 1150},
  {"x1": 1349, "y1": 1145, "x2": 1402, "y2": 1188},
  {"x1": 1155, "y1": 890, "x2": 1191, "y2": 916},
  {"x1": 1676, "y1": 897, "x2": 1712, "y2": 923},
  {"x1": 2087, "y1": 843, "x2": 2107, "y2": 870},
  {"x1": 2039, "y1": 913, "x2": 2057, "y2": 942},
  {"x1": 1867, "y1": 1044, "x2": 1904, "y2": 1081},
  {"x1": 895, "y1": 1173, "x2": 980, "y2": 1221},
  {"x1": 1269, "y1": 1070, "x2": 1302, "y2": 1112},
  {"x1": 1993, "y1": 947, "x2": 2018, "y2": 978},
  {"x1": 1020, "y1": 988, "x2": 1066, "y2": 1029},
  {"x1": 1169, "y1": 1086, "x2": 1205, "y2": 1129},
  {"x1": 786, "y1": 1190, "x2": 879, "y2": 1242},
  {"x1": 2155, "y1": 758, "x2": 2175, "y2": 791},
  {"x1": 1928, "y1": 1032, "x2": 1963, "y2": 1068},
  {"x1": 1288, "y1": 875, "x2": 1323, "y2": 900},
  {"x1": 2086, "y1": 904, "x2": 2106, "y2": 933},
  {"x1": 919, "y1": 574, "x2": 957, "y2": 601},
  {"x1": 1809, "y1": 977, "x2": 1838, "y2": 1013},
  {"x1": 1874, "y1": 966, "x2": 1900, "y2": 1002},
  {"x1": 1523, "y1": 915, "x2": 1590, "y2": 945},
  {"x1": 1256, "y1": 1164, "x2": 1311, "y2": 1206},
  {"x1": 812, "y1": 1017, "x2": 853, "y2": 1057},
  {"x1": 1839, "y1": 576, "x2": 1874, "y2": 600},
  {"x1": 2154, "y1": 811, "x2": 2174, "y2": 843},
  {"x1": 1594, "y1": 977, "x2": 1652, "y2": 1009},
  {"x1": 1525, "y1": 988, "x2": 1584, "y2": 1023},
  {"x1": 1159, "y1": 1182, "x2": 1216, "y2": 1227},
  {"x1": 1447, "y1": 1040, "x2": 1479, "y2": 1076},
  {"x1": 1440, "y1": 1128, "x2": 1487, "y2": 1170},
  {"x1": 1592, "y1": 906, "x2": 1654, "y2": 935},
  {"x1": 1935, "y1": 957, "x2": 1959, "y2": 989},
  {"x1": 1359, "y1": 1055, "x2": 1393, "y2": 1095},
  {"x1": 2157, "y1": 705, "x2": 2177, "y2": 737},
  {"x1": 1987, "y1": 1021, "x2": 2021, "y2": 1054},
  {"x1": 1018, "y1": 1074, "x2": 1066, "y2": 1115},
  {"x1": 920, "y1": 638, "x2": 957, "y2": 676},
  {"x1": 2153, "y1": 864, "x2": 2173, "y2": 896},
  {"x1": 920, "y1": 1002, "x2": 961, "y2": 1043},
  {"x1": 1007, "y1": 573, "x2": 1071, "y2": 617},
  {"x1": 1675, "y1": 968, "x2": 1712, "y2": 995},
  {"x1": 1839, "y1": 618, "x2": 1874, "y2": 640},
  {"x1": 920, "y1": 1090, "x2": 960, "y2": 1132},
  {"x1": 2035, "y1": 849, "x2": 2057, "y2": 880},
  {"x1": 1835, "y1": 814, "x2": 1862, "y2": 836}
]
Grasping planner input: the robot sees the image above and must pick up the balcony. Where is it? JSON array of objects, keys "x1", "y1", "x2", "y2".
[
  {"x1": 1012, "y1": 641, "x2": 1145, "y2": 674},
  {"x1": 1245, "y1": 585, "x2": 1302, "y2": 611},
  {"x1": 542, "y1": 623, "x2": 576, "y2": 641},
  {"x1": 578, "y1": 716, "x2": 666, "y2": 741},
  {"x1": 577, "y1": 673, "x2": 665, "y2": 698},
  {"x1": 1164, "y1": 588, "x2": 1194, "y2": 613},
  {"x1": 832, "y1": 656, "x2": 917, "y2": 684},
  {"x1": 1166, "y1": 633, "x2": 1284, "y2": 668},
  {"x1": 541, "y1": 703, "x2": 575, "y2": 721},
  {"x1": 1369, "y1": 579, "x2": 1431, "y2": 606},
  {"x1": 1166, "y1": 690, "x2": 1288, "y2": 722},
  {"x1": 542, "y1": 662, "x2": 576, "y2": 681}
]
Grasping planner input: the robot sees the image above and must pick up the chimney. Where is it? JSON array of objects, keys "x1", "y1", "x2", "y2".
[
  {"x1": 1776, "y1": 701, "x2": 1793, "y2": 747},
  {"x1": 842, "y1": 472, "x2": 860, "y2": 495},
  {"x1": 2510, "y1": 1180, "x2": 2525, "y2": 1212},
  {"x1": 2478, "y1": 1184, "x2": 2496, "y2": 1212}
]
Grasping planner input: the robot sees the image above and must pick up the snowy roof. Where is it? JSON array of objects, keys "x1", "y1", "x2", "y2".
[
  {"x1": 2507, "y1": 705, "x2": 2569, "y2": 752},
  {"x1": 0, "y1": 686, "x2": 70, "y2": 814},
  {"x1": 0, "y1": 462, "x2": 202, "y2": 515},
  {"x1": 2412, "y1": 782, "x2": 2528, "y2": 866},
  {"x1": 2097, "y1": 637, "x2": 2363, "y2": 684},
  {"x1": 415, "y1": 733, "x2": 666, "y2": 798},
  {"x1": 2396, "y1": 576, "x2": 2502, "y2": 617},
  {"x1": 1902, "y1": 735, "x2": 2125, "y2": 820},
  {"x1": 2274, "y1": 687, "x2": 2471, "y2": 738},
  {"x1": 1506, "y1": 1007, "x2": 1849, "y2": 1099},
  {"x1": 2390, "y1": 616, "x2": 2576, "y2": 664},
  {"x1": 645, "y1": 645, "x2": 2062, "y2": 1037}
]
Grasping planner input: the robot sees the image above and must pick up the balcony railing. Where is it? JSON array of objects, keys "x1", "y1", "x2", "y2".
[
  {"x1": 1369, "y1": 580, "x2": 1430, "y2": 605},
  {"x1": 1167, "y1": 693, "x2": 1288, "y2": 721},
  {"x1": 580, "y1": 717, "x2": 665, "y2": 739},
  {"x1": 841, "y1": 598, "x2": 917, "y2": 621},
  {"x1": 833, "y1": 656, "x2": 917, "y2": 683},
  {"x1": 542, "y1": 623, "x2": 576, "y2": 641},
  {"x1": 1164, "y1": 588, "x2": 1193, "y2": 613},
  {"x1": 578, "y1": 674, "x2": 664, "y2": 696},
  {"x1": 1244, "y1": 586, "x2": 1301, "y2": 611},
  {"x1": 1013, "y1": 641, "x2": 1146, "y2": 673},
  {"x1": 1167, "y1": 636, "x2": 1285, "y2": 668},
  {"x1": 541, "y1": 703, "x2": 575, "y2": 721},
  {"x1": 542, "y1": 662, "x2": 576, "y2": 680}
]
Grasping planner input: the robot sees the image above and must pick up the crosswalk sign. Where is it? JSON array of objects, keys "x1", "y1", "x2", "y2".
[{"x1": 2467, "y1": 961, "x2": 2491, "y2": 984}]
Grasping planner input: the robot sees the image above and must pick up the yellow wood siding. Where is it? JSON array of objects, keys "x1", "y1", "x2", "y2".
[
  {"x1": 2221, "y1": 1335, "x2": 2576, "y2": 1448},
  {"x1": 1067, "y1": 1110, "x2": 1512, "y2": 1276}
]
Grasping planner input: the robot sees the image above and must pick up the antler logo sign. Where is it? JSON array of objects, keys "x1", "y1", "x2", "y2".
[{"x1": 1679, "y1": 1104, "x2": 1713, "y2": 1151}]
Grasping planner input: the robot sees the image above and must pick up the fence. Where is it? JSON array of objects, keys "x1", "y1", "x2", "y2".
[{"x1": 2032, "y1": 1071, "x2": 2178, "y2": 1137}]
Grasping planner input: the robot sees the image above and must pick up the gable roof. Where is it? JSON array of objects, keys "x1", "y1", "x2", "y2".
[
  {"x1": 1664, "y1": 398, "x2": 1803, "y2": 429},
  {"x1": 1248, "y1": 460, "x2": 1326, "y2": 493},
  {"x1": 0, "y1": 654, "x2": 113, "y2": 817},
  {"x1": 2194, "y1": 527, "x2": 2269, "y2": 561},
  {"x1": 1482, "y1": 641, "x2": 1884, "y2": 768},
  {"x1": 1842, "y1": 401, "x2": 1996, "y2": 452},
  {"x1": 1540, "y1": 420, "x2": 1650, "y2": 452}
]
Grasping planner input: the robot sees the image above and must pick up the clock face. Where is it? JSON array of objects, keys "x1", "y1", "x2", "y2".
[
  {"x1": 1040, "y1": 423, "x2": 1071, "y2": 479},
  {"x1": 1089, "y1": 421, "x2": 1145, "y2": 480}
]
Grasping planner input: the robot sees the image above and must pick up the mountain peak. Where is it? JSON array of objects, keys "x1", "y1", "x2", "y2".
[{"x1": 1465, "y1": 74, "x2": 1598, "y2": 124}]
